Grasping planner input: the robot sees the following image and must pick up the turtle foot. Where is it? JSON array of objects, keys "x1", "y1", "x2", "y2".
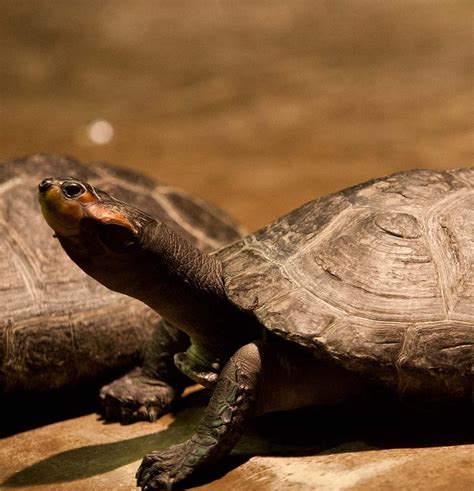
[
  {"x1": 136, "y1": 442, "x2": 195, "y2": 490},
  {"x1": 100, "y1": 367, "x2": 178, "y2": 424}
]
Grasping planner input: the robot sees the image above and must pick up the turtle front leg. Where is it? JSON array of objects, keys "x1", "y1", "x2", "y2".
[
  {"x1": 100, "y1": 320, "x2": 190, "y2": 423},
  {"x1": 136, "y1": 343, "x2": 263, "y2": 490}
]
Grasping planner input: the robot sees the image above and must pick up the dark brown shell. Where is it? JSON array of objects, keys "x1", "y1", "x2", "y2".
[
  {"x1": 218, "y1": 169, "x2": 473, "y2": 402},
  {"x1": 0, "y1": 154, "x2": 244, "y2": 392}
]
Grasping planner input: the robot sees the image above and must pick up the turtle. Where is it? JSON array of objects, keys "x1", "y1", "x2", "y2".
[
  {"x1": 38, "y1": 167, "x2": 473, "y2": 490},
  {"x1": 1, "y1": 153, "x2": 245, "y2": 423}
]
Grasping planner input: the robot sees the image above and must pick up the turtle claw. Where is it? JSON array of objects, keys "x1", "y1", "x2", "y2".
[
  {"x1": 120, "y1": 406, "x2": 133, "y2": 425},
  {"x1": 99, "y1": 367, "x2": 178, "y2": 424},
  {"x1": 136, "y1": 443, "x2": 193, "y2": 490},
  {"x1": 132, "y1": 405, "x2": 150, "y2": 421},
  {"x1": 104, "y1": 404, "x2": 114, "y2": 422},
  {"x1": 148, "y1": 406, "x2": 159, "y2": 422}
]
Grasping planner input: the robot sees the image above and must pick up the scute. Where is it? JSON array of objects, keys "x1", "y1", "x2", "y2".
[
  {"x1": 0, "y1": 154, "x2": 244, "y2": 392},
  {"x1": 374, "y1": 212, "x2": 421, "y2": 238},
  {"x1": 219, "y1": 169, "x2": 474, "y2": 401},
  {"x1": 161, "y1": 190, "x2": 246, "y2": 249},
  {"x1": 397, "y1": 321, "x2": 473, "y2": 402}
]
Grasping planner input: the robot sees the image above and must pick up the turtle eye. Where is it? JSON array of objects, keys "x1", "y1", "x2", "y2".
[{"x1": 62, "y1": 182, "x2": 86, "y2": 199}]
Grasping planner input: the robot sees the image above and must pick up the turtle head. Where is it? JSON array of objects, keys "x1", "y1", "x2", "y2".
[
  {"x1": 38, "y1": 176, "x2": 148, "y2": 249},
  {"x1": 38, "y1": 176, "x2": 158, "y2": 297}
]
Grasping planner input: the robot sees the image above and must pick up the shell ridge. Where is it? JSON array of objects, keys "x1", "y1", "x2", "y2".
[
  {"x1": 422, "y1": 190, "x2": 474, "y2": 317},
  {"x1": 283, "y1": 268, "x2": 348, "y2": 318},
  {"x1": 287, "y1": 204, "x2": 355, "y2": 263}
]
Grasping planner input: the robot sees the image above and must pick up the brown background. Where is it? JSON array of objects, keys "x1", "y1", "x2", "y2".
[{"x1": 1, "y1": 0, "x2": 472, "y2": 231}]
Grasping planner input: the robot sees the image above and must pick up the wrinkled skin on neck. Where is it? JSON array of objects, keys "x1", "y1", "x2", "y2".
[{"x1": 60, "y1": 220, "x2": 261, "y2": 370}]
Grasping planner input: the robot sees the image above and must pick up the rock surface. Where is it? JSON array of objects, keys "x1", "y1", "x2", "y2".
[{"x1": 1, "y1": 390, "x2": 473, "y2": 490}]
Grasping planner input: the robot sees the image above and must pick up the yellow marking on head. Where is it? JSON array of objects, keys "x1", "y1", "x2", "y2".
[{"x1": 39, "y1": 186, "x2": 86, "y2": 236}]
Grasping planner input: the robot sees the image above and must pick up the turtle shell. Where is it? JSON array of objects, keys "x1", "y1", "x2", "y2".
[
  {"x1": 0, "y1": 154, "x2": 244, "y2": 392},
  {"x1": 218, "y1": 169, "x2": 473, "y2": 403}
]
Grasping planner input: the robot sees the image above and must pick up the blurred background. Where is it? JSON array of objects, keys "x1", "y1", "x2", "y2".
[{"x1": 1, "y1": 0, "x2": 472, "y2": 230}]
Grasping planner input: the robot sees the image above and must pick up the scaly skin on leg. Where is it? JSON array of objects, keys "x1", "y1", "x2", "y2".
[
  {"x1": 100, "y1": 320, "x2": 190, "y2": 423},
  {"x1": 135, "y1": 338, "x2": 366, "y2": 489},
  {"x1": 136, "y1": 343, "x2": 263, "y2": 490}
]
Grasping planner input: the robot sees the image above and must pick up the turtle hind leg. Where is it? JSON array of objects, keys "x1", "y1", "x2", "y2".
[
  {"x1": 136, "y1": 342, "x2": 263, "y2": 490},
  {"x1": 100, "y1": 320, "x2": 190, "y2": 424}
]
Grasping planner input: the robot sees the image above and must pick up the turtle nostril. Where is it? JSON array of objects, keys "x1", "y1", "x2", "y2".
[{"x1": 39, "y1": 178, "x2": 54, "y2": 194}]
